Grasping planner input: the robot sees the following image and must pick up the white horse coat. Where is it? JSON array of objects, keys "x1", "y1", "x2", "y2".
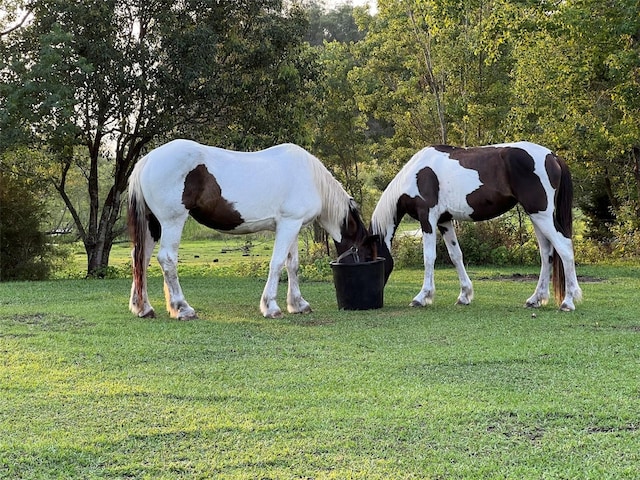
[{"x1": 128, "y1": 140, "x2": 375, "y2": 319}]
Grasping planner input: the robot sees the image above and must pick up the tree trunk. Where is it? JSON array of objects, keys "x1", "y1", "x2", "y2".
[
  {"x1": 407, "y1": 7, "x2": 447, "y2": 144},
  {"x1": 85, "y1": 186, "x2": 125, "y2": 277},
  {"x1": 83, "y1": 135, "x2": 148, "y2": 277}
]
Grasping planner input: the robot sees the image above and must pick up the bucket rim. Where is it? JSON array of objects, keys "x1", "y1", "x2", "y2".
[{"x1": 330, "y1": 257, "x2": 385, "y2": 267}]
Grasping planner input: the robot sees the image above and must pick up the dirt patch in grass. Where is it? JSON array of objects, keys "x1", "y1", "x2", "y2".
[
  {"x1": 3, "y1": 312, "x2": 90, "y2": 330},
  {"x1": 586, "y1": 423, "x2": 640, "y2": 434},
  {"x1": 480, "y1": 273, "x2": 604, "y2": 283},
  {"x1": 290, "y1": 317, "x2": 336, "y2": 327}
]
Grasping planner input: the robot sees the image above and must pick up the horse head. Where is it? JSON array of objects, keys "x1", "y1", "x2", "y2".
[{"x1": 334, "y1": 203, "x2": 381, "y2": 265}]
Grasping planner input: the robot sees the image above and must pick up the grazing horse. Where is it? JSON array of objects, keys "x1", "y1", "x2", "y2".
[
  {"x1": 128, "y1": 139, "x2": 376, "y2": 319},
  {"x1": 371, "y1": 142, "x2": 583, "y2": 311}
]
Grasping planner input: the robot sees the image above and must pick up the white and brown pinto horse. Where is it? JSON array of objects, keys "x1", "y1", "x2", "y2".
[
  {"x1": 128, "y1": 139, "x2": 376, "y2": 319},
  {"x1": 371, "y1": 142, "x2": 583, "y2": 311}
]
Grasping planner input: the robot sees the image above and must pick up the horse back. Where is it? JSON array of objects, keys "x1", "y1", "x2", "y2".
[
  {"x1": 138, "y1": 140, "x2": 324, "y2": 232},
  {"x1": 381, "y1": 142, "x2": 558, "y2": 225},
  {"x1": 430, "y1": 143, "x2": 559, "y2": 220}
]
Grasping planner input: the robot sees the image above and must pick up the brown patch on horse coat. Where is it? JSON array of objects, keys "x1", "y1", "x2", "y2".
[
  {"x1": 416, "y1": 166, "x2": 440, "y2": 208},
  {"x1": 395, "y1": 167, "x2": 440, "y2": 234},
  {"x1": 182, "y1": 164, "x2": 244, "y2": 230},
  {"x1": 545, "y1": 153, "x2": 562, "y2": 190},
  {"x1": 434, "y1": 145, "x2": 548, "y2": 220}
]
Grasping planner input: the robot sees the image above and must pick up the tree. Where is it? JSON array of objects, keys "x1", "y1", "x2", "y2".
[
  {"x1": 507, "y1": 0, "x2": 640, "y2": 237},
  {"x1": 307, "y1": 4, "x2": 372, "y2": 198},
  {"x1": 300, "y1": 3, "x2": 373, "y2": 246},
  {"x1": 0, "y1": 0, "x2": 314, "y2": 277},
  {"x1": 305, "y1": 1, "x2": 367, "y2": 46},
  {"x1": 348, "y1": 0, "x2": 514, "y2": 181}
]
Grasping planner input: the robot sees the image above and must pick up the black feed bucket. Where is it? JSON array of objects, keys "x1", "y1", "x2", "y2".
[{"x1": 330, "y1": 257, "x2": 385, "y2": 310}]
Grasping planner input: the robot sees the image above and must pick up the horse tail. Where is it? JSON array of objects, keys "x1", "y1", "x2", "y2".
[
  {"x1": 552, "y1": 156, "x2": 573, "y2": 306},
  {"x1": 128, "y1": 158, "x2": 153, "y2": 310}
]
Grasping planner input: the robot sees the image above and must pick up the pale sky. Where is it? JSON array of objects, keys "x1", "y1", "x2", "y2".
[{"x1": 324, "y1": 0, "x2": 378, "y2": 13}]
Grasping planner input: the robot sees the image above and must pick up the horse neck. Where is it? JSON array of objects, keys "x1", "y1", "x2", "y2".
[
  {"x1": 371, "y1": 187, "x2": 402, "y2": 249},
  {"x1": 309, "y1": 157, "x2": 351, "y2": 242},
  {"x1": 318, "y1": 190, "x2": 351, "y2": 242}
]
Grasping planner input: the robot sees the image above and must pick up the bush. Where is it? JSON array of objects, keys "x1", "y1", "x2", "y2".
[
  {"x1": 392, "y1": 212, "x2": 541, "y2": 268},
  {"x1": 392, "y1": 234, "x2": 424, "y2": 268},
  {"x1": 0, "y1": 172, "x2": 56, "y2": 280},
  {"x1": 574, "y1": 219, "x2": 640, "y2": 264}
]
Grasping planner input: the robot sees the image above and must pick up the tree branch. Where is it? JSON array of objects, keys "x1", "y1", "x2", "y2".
[{"x1": 1, "y1": 10, "x2": 32, "y2": 37}]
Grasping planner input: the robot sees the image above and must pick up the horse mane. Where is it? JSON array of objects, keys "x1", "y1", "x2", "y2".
[
  {"x1": 371, "y1": 174, "x2": 404, "y2": 240},
  {"x1": 303, "y1": 149, "x2": 353, "y2": 237}
]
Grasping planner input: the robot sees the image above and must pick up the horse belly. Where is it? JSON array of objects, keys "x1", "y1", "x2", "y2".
[{"x1": 224, "y1": 218, "x2": 277, "y2": 234}]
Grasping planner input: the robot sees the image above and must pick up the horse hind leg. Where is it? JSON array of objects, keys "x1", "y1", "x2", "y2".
[
  {"x1": 156, "y1": 218, "x2": 197, "y2": 320},
  {"x1": 285, "y1": 241, "x2": 311, "y2": 314},
  {"x1": 526, "y1": 224, "x2": 552, "y2": 308},
  {"x1": 555, "y1": 242, "x2": 583, "y2": 311},
  {"x1": 439, "y1": 221, "x2": 473, "y2": 305},
  {"x1": 529, "y1": 214, "x2": 582, "y2": 311}
]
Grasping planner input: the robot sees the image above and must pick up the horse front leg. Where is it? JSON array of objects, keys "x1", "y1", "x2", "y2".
[
  {"x1": 261, "y1": 220, "x2": 302, "y2": 318},
  {"x1": 411, "y1": 229, "x2": 437, "y2": 307},
  {"x1": 439, "y1": 221, "x2": 473, "y2": 305},
  {"x1": 285, "y1": 241, "x2": 311, "y2": 314}
]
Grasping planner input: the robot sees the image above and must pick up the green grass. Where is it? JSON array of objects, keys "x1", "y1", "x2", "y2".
[
  {"x1": 64, "y1": 233, "x2": 279, "y2": 279},
  {"x1": 2, "y1": 264, "x2": 640, "y2": 478}
]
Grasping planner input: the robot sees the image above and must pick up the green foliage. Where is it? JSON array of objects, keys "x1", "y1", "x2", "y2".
[
  {"x1": 575, "y1": 203, "x2": 640, "y2": 263},
  {"x1": 507, "y1": 0, "x2": 640, "y2": 238},
  {"x1": 0, "y1": 172, "x2": 54, "y2": 280},
  {"x1": 608, "y1": 206, "x2": 640, "y2": 258},
  {"x1": 390, "y1": 234, "x2": 423, "y2": 268},
  {"x1": 311, "y1": 40, "x2": 370, "y2": 204},
  {"x1": 452, "y1": 216, "x2": 540, "y2": 266},
  {"x1": 392, "y1": 214, "x2": 540, "y2": 269},
  {"x1": 3, "y1": 0, "x2": 640, "y2": 273},
  {"x1": 350, "y1": 0, "x2": 513, "y2": 158},
  {"x1": 304, "y1": 1, "x2": 366, "y2": 45},
  {"x1": 347, "y1": 0, "x2": 639, "y2": 246},
  {"x1": 299, "y1": 240, "x2": 335, "y2": 281}
]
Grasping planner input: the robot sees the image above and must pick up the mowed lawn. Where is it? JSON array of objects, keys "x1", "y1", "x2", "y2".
[{"x1": 1, "y1": 262, "x2": 639, "y2": 479}]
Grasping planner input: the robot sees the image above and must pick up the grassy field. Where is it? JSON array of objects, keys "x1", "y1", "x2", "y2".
[{"x1": 2, "y1": 261, "x2": 640, "y2": 479}]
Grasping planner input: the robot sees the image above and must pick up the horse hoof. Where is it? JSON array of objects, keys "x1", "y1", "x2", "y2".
[
  {"x1": 139, "y1": 309, "x2": 156, "y2": 318},
  {"x1": 455, "y1": 299, "x2": 470, "y2": 306},
  {"x1": 264, "y1": 310, "x2": 283, "y2": 319},
  {"x1": 409, "y1": 300, "x2": 423, "y2": 307},
  {"x1": 525, "y1": 301, "x2": 540, "y2": 309},
  {"x1": 177, "y1": 309, "x2": 197, "y2": 320},
  {"x1": 288, "y1": 303, "x2": 312, "y2": 314},
  {"x1": 559, "y1": 303, "x2": 574, "y2": 312}
]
